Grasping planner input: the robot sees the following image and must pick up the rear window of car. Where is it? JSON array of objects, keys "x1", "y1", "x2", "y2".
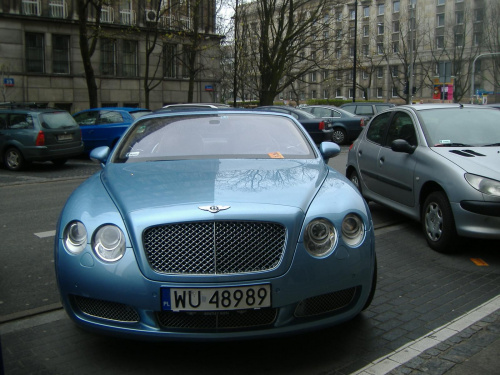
[
  {"x1": 114, "y1": 114, "x2": 315, "y2": 163},
  {"x1": 40, "y1": 112, "x2": 78, "y2": 129},
  {"x1": 355, "y1": 106, "x2": 374, "y2": 116},
  {"x1": 341, "y1": 105, "x2": 355, "y2": 114}
]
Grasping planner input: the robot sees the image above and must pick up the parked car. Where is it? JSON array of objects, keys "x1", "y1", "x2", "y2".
[
  {"x1": 162, "y1": 103, "x2": 231, "y2": 109},
  {"x1": 55, "y1": 109, "x2": 376, "y2": 341},
  {"x1": 340, "y1": 102, "x2": 395, "y2": 119},
  {"x1": 300, "y1": 105, "x2": 367, "y2": 145},
  {"x1": 254, "y1": 106, "x2": 333, "y2": 143},
  {"x1": 0, "y1": 103, "x2": 84, "y2": 171},
  {"x1": 72, "y1": 107, "x2": 152, "y2": 152},
  {"x1": 346, "y1": 104, "x2": 500, "y2": 253}
]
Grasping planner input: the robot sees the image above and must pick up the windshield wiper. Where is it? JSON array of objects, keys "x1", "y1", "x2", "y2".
[
  {"x1": 434, "y1": 143, "x2": 471, "y2": 147},
  {"x1": 482, "y1": 143, "x2": 500, "y2": 147}
]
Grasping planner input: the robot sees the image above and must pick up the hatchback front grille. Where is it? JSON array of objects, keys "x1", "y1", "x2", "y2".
[
  {"x1": 143, "y1": 221, "x2": 286, "y2": 275},
  {"x1": 72, "y1": 295, "x2": 140, "y2": 322}
]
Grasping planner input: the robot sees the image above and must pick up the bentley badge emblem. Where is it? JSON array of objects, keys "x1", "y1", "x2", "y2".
[{"x1": 199, "y1": 205, "x2": 230, "y2": 213}]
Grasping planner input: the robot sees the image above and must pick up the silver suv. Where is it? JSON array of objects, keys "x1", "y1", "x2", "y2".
[{"x1": 0, "y1": 103, "x2": 84, "y2": 171}]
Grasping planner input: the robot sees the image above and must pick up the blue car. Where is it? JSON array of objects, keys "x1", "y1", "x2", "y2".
[
  {"x1": 55, "y1": 110, "x2": 376, "y2": 341},
  {"x1": 72, "y1": 107, "x2": 151, "y2": 152}
]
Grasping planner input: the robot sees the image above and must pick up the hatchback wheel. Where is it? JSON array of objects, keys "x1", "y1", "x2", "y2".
[
  {"x1": 4, "y1": 147, "x2": 25, "y2": 171},
  {"x1": 332, "y1": 128, "x2": 346, "y2": 144},
  {"x1": 422, "y1": 191, "x2": 457, "y2": 253},
  {"x1": 349, "y1": 170, "x2": 361, "y2": 192}
]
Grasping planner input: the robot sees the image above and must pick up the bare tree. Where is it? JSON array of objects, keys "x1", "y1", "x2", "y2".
[
  {"x1": 480, "y1": 0, "x2": 500, "y2": 102},
  {"x1": 237, "y1": 0, "x2": 336, "y2": 105},
  {"x1": 76, "y1": 0, "x2": 108, "y2": 109}
]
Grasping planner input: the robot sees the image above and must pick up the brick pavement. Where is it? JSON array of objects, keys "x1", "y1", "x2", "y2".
[{"x1": 0, "y1": 221, "x2": 499, "y2": 375}]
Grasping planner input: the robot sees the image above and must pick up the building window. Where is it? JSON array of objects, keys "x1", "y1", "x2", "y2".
[
  {"x1": 392, "y1": 87, "x2": 398, "y2": 97},
  {"x1": 22, "y1": 0, "x2": 41, "y2": 16},
  {"x1": 25, "y1": 32, "x2": 44, "y2": 73},
  {"x1": 349, "y1": 45, "x2": 355, "y2": 57},
  {"x1": 393, "y1": 1, "x2": 400, "y2": 13},
  {"x1": 336, "y1": 29, "x2": 342, "y2": 40},
  {"x1": 336, "y1": 70, "x2": 342, "y2": 80},
  {"x1": 437, "y1": 14, "x2": 445, "y2": 27},
  {"x1": 163, "y1": 44, "x2": 177, "y2": 78},
  {"x1": 350, "y1": 9, "x2": 356, "y2": 20},
  {"x1": 436, "y1": 36, "x2": 444, "y2": 49},
  {"x1": 377, "y1": 87, "x2": 383, "y2": 98},
  {"x1": 393, "y1": 21, "x2": 400, "y2": 33},
  {"x1": 363, "y1": 25, "x2": 369, "y2": 37},
  {"x1": 362, "y1": 44, "x2": 369, "y2": 56},
  {"x1": 377, "y1": 43, "x2": 384, "y2": 55},
  {"x1": 393, "y1": 41, "x2": 399, "y2": 53},
  {"x1": 310, "y1": 71, "x2": 317, "y2": 82},
  {"x1": 100, "y1": 38, "x2": 116, "y2": 76},
  {"x1": 122, "y1": 40, "x2": 137, "y2": 77},
  {"x1": 378, "y1": 24, "x2": 384, "y2": 35},
  {"x1": 323, "y1": 89, "x2": 329, "y2": 99},
  {"x1": 348, "y1": 88, "x2": 354, "y2": 98},
  {"x1": 437, "y1": 0, "x2": 445, "y2": 5},
  {"x1": 50, "y1": 0, "x2": 67, "y2": 18},
  {"x1": 52, "y1": 34, "x2": 70, "y2": 74},
  {"x1": 456, "y1": 11, "x2": 464, "y2": 25},
  {"x1": 349, "y1": 27, "x2": 356, "y2": 38},
  {"x1": 323, "y1": 70, "x2": 329, "y2": 80},
  {"x1": 455, "y1": 33, "x2": 464, "y2": 48},
  {"x1": 335, "y1": 88, "x2": 342, "y2": 98},
  {"x1": 391, "y1": 65, "x2": 399, "y2": 77},
  {"x1": 378, "y1": 4, "x2": 385, "y2": 15},
  {"x1": 377, "y1": 67, "x2": 384, "y2": 78},
  {"x1": 474, "y1": 9, "x2": 484, "y2": 22},
  {"x1": 363, "y1": 6, "x2": 370, "y2": 18},
  {"x1": 473, "y1": 32, "x2": 482, "y2": 47},
  {"x1": 362, "y1": 71, "x2": 368, "y2": 80},
  {"x1": 336, "y1": 48, "x2": 342, "y2": 59},
  {"x1": 100, "y1": 5, "x2": 114, "y2": 23}
]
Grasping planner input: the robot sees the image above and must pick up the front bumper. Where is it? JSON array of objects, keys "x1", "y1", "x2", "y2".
[
  {"x1": 453, "y1": 201, "x2": 500, "y2": 239},
  {"x1": 55, "y1": 235, "x2": 375, "y2": 341}
]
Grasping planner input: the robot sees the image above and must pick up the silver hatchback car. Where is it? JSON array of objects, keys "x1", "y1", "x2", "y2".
[{"x1": 346, "y1": 104, "x2": 500, "y2": 253}]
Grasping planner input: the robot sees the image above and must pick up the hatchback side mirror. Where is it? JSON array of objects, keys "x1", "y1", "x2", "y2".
[
  {"x1": 391, "y1": 139, "x2": 416, "y2": 154},
  {"x1": 319, "y1": 141, "x2": 341, "y2": 161},
  {"x1": 90, "y1": 146, "x2": 111, "y2": 164}
]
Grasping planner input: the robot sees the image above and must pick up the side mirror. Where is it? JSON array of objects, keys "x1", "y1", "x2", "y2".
[
  {"x1": 391, "y1": 139, "x2": 416, "y2": 154},
  {"x1": 319, "y1": 141, "x2": 341, "y2": 161},
  {"x1": 89, "y1": 146, "x2": 111, "y2": 164}
]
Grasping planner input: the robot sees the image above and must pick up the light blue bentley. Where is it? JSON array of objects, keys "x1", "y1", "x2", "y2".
[{"x1": 55, "y1": 110, "x2": 376, "y2": 340}]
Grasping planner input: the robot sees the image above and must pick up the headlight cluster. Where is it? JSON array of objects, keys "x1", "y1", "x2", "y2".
[
  {"x1": 304, "y1": 214, "x2": 365, "y2": 257},
  {"x1": 62, "y1": 222, "x2": 126, "y2": 262},
  {"x1": 465, "y1": 173, "x2": 500, "y2": 197}
]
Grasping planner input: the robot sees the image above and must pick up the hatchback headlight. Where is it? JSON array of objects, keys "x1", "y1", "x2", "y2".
[
  {"x1": 93, "y1": 225, "x2": 126, "y2": 262},
  {"x1": 304, "y1": 219, "x2": 337, "y2": 257},
  {"x1": 465, "y1": 174, "x2": 500, "y2": 197},
  {"x1": 341, "y1": 214, "x2": 365, "y2": 247}
]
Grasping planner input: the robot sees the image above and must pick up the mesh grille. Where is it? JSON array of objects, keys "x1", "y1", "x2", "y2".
[
  {"x1": 143, "y1": 221, "x2": 286, "y2": 274},
  {"x1": 294, "y1": 287, "x2": 358, "y2": 317},
  {"x1": 156, "y1": 308, "x2": 277, "y2": 330},
  {"x1": 73, "y1": 295, "x2": 140, "y2": 322}
]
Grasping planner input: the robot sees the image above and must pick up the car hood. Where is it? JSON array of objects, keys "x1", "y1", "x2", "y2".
[
  {"x1": 100, "y1": 159, "x2": 327, "y2": 214},
  {"x1": 432, "y1": 147, "x2": 500, "y2": 179}
]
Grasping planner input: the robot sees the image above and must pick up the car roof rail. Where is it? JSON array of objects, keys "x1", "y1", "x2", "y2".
[{"x1": 0, "y1": 102, "x2": 49, "y2": 109}]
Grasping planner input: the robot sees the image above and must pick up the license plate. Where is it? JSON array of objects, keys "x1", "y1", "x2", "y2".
[
  {"x1": 58, "y1": 134, "x2": 73, "y2": 141},
  {"x1": 161, "y1": 284, "x2": 271, "y2": 312}
]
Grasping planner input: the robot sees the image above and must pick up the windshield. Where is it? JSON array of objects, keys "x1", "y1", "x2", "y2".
[
  {"x1": 40, "y1": 112, "x2": 79, "y2": 129},
  {"x1": 418, "y1": 108, "x2": 500, "y2": 147},
  {"x1": 113, "y1": 113, "x2": 315, "y2": 163},
  {"x1": 131, "y1": 110, "x2": 152, "y2": 119}
]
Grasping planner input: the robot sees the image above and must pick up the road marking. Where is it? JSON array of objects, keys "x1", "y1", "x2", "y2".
[
  {"x1": 34, "y1": 230, "x2": 56, "y2": 238},
  {"x1": 351, "y1": 294, "x2": 500, "y2": 375}
]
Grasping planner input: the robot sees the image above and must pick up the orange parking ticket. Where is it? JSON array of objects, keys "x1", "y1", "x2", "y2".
[{"x1": 268, "y1": 152, "x2": 284, "y2": 159}]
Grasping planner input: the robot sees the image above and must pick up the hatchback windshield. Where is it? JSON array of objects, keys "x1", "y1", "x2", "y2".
[
  {"x1": 114, "y1": 114, "x2": 315, "y2": 163},
  {"x1": 419, "y1": 108, "x2": 500, "y2": 147},
  {"x1": 40, "y1": 112, "x2": 79, "y2": 129}
]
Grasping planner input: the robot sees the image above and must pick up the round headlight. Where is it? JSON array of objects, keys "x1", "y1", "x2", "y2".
[
  {"x1": 465, "y1": 173, "x2": 500, "y2": 197},
  {"x1": 304, "y1": 219, "x2": 337, "y2": 257},
  {"x1": 342, "y1": 214, "x2": 365, "y2": 247},
  {"x1": 93, "y1": 225, "x2": 126, "y2": 262},
  {"x1": 63, "y1": 221, "x2": 87, "y2": 254}
]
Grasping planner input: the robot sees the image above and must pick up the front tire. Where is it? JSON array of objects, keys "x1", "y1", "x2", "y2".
[
  {"x1": 348, "y1": 169, "x2": 361, "y2": 193},
  {"x1": 4, "y1": 147, "x2": 25, "y2": 171},
  {"x1": 422, "y1": 191, "x2": 457, "y2": 253},
  {"x1": 332, "y1": 128, "x2": 347, "y2": 145}
]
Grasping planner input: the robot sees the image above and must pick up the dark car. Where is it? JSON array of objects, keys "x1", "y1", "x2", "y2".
[
  {"x1": 254, "y1": 106, "x2": 333, "y2": 143},
  {"x1": 72, "y1": 107, "x2": 152, "y2": 152},
  {"x1": 301, "y1": 105, "x2": 367, "y2": 145},
  {"x1": 340, "y1": 102, "x2": 395, "y2": 119},
  {"x1": 0, "y1": 103, "x2": 84, "y2": 171}
]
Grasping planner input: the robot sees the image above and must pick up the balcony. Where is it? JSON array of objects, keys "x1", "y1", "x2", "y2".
[
  {"x1": 100, "y1": 5, "x2": 115, "y2": 23},
  {"x1": 120, "y1": 9, "x2": 136, "y2": 25}
]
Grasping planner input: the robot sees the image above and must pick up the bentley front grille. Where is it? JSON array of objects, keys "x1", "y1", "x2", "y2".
[
  {"x1": 143, "y1": 221, "x2": 286, "y2": 274},
  {"x1": 72, "y1": 295, "x2": 140, "y2": 323},
  {"x1": 156, "y1": 308, "x2": 277, "y2": 330}
]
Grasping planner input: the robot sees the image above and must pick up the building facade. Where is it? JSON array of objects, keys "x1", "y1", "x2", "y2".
[{"x1": 0, "y1": 0, "x2": 222, "y2": 112}]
